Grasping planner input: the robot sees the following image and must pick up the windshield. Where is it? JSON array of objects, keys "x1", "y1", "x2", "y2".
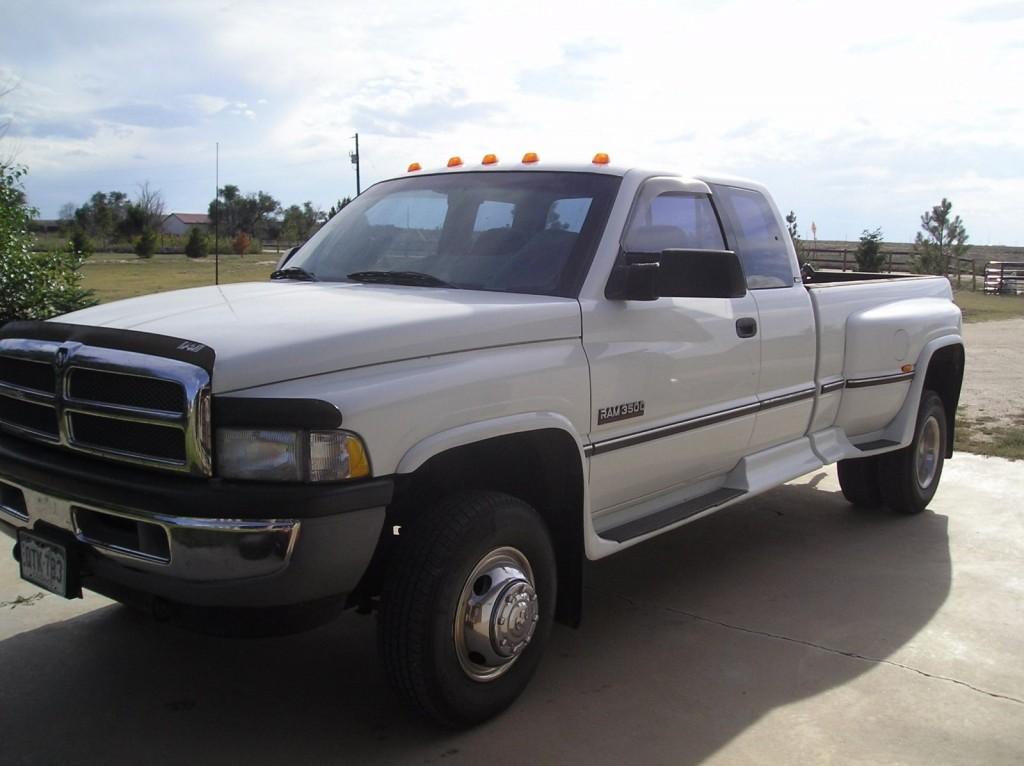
[{"x1": 286, "y1": 171, "x2": 621, "y2": 297}]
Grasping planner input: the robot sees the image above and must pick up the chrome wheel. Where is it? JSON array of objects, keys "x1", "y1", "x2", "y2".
[
  {"x1": 916, "y1": 415, "x2": 942, "y2": 489},
  {"x1": 454, "y1": 546, "x2": 539, "y2": 682}
]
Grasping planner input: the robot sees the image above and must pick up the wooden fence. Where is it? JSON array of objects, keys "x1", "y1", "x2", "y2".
[{"x1": 801, "y1": 246, "x2": 978, "y2": 290}]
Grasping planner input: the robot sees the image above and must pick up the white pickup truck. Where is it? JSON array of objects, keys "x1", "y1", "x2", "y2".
[{"x1": 0, "y1": 157, "x2": 964, "y2": 726}]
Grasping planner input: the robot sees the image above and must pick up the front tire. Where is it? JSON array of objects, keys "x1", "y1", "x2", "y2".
[
  {"x1": 378, "y1": 491, "x2": 556, "y2": 727},
  {"x1": 878, "y1": 390, "x2": 947, "y2": 514}
]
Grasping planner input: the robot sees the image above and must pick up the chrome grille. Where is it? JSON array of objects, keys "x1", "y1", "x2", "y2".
[{"x1": 0, "y1": 338, "x2": 211, "y2": 475}]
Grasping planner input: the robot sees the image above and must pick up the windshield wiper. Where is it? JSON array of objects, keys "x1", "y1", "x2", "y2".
[
  {"x1": 270, "y1": 266, "x2": 318, "y2": 282},
  {"x1": 347, "y1": 270, "x2": 453, "y2": 288}
]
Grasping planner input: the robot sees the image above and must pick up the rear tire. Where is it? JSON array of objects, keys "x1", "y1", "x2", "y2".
[
  {"x1": 878, "y1": 390, "x2": 947, "y2": 515},
  {"x1": 837, "y1": 456, "x2": 882, "y2": 508},
  {"x1": 378, "y1": 491, "x2": 556, "y2": 727}
]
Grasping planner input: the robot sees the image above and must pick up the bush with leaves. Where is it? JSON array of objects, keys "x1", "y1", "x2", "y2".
[
  {"x1": 71, "y1": 229, "x2": 93, "y2": 257},
  {"x1": 1, "y1": 163, "x2": 96, "y2": 323},
  {"x1": 134, "y1": 228, "x2": 157, "y2": 258},
  {"x1": 911, "y1": 198, "x2": 968, "y2": 275},
  {"x1": 232, "y1": 231, "x2": 252, "y2": 256},
  {"x1": 184, "y1": 227, "x2": 208, "y2": 259},
  {"x1": 855, "y1": 228, "x2": 885, "y2": 272}
]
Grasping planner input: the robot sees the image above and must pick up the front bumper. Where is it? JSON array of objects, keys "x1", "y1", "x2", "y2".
[{"x1": 0, "y1": 434, "x2": 390, "y2": 610}]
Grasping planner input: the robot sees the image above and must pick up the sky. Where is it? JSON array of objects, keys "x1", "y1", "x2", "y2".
[{"x1": 1, "y1": 0, "x2": 1022, "y2": 245}]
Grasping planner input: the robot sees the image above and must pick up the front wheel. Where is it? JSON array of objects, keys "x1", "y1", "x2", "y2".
[
  {"x1": 878, "y1": 390, "x2": 947, "y2": 514},
  {"x1": 378, "y1": 491, "x2": 556, "y2": 727}
]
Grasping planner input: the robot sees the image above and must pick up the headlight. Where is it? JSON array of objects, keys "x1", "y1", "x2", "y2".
[{"x1": 216, "y1": 429, "x2": 370, "y2": 481}]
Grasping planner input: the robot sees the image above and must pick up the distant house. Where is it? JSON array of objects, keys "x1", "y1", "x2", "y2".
[{"x1": 161, "y1": 213, "x2": 211, "y2": 236}]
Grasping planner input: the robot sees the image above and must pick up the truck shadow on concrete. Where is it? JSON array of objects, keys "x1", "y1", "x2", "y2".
[{"x1": 0, "y1": 478, "x2": 951, "y2": 765}]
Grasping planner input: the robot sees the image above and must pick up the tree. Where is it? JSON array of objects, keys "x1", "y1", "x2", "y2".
[
  {"x1": 911, "y1": 198, "x2": 968, "y2": 276},
  {"x1": 327, "y1": 196, "x2": 352, "y2": 219},
  {"x1": 281, "y1": 201, "x2": 324, "y2": 241},
  {"x1": 1, "y1": 162, "x2": 95, "y2": 322},
  {"x1": 134, "y1": 228, "x2": 157, "y2": 258},
  {"x1": 785, "y1": 210, "x2": 805, "y2": 263},
  {"x1": 74, "y1": 190, "x2": 130, "y2": 244},
  {"x1": 209, "y1": 185, "x2": 279, "y2": 239},
  {"x1": 855, "y1": 228, "x2": 886, "y2": 272},
  {"x1": 184, "y1": 226, "x2": 207, "y2": 259}
]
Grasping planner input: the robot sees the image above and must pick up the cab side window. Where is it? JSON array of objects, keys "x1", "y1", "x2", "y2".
[
  {"x1": 622, "y1": 192, "x2": 725, "y2": 254},
  {"x1": 711, "y1": 184, "x2": 795, "y2": 289}
]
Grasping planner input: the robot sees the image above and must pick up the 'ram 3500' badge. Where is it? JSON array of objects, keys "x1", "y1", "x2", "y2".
[{"x1": 597, "y1": 400, "x2": 645, "y2": 425}]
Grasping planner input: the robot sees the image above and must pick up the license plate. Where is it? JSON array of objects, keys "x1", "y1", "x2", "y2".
[{"x1": 18, "y1": 530, "x2": 76, "y2": 598}]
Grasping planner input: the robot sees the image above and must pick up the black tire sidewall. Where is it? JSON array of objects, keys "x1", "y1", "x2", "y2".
[
  {"x1": 381, "y1": 492, "x2": 557, "y2": 726},
  {"x1": 908, "y1": 392, "x2": 947, "y2": 508}
]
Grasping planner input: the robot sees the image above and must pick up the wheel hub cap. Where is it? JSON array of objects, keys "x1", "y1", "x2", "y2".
[
  {"x1": 916, "y1": 415, "x2": 942, "y2": 489},
  {"x1": 455, "y1": 547, "x2": 538, "y2": 682}
]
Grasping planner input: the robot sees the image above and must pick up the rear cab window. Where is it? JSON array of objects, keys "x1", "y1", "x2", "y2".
[{"x1": 709, "y1": 184, "x2": 796, "y2": 289}]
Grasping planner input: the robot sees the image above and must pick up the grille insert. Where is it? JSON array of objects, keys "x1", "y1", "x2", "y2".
[
  {"x1": 68, "y1": 368, "x2": 186, "y2": 413},
  {"x1": 0, "y1": 395, "x2": 59, "y2": 437},
  {"x1": 0, "y1": 356, "x2": 55, "y2": 394},
  {"x1": 69, "y1": 412, "x2": 187, "y2": 463}
]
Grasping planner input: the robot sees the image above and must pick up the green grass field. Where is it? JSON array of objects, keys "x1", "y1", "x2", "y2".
[
  {"x1": 82, "y1": 252, "x2": 277, "y2": 303},
  {"x1": 83, "y1": 255, "x2": 1024, "y2": 325},
  {"x1": 953, "y1": 289, "x2": 1024, "y2": 323}
]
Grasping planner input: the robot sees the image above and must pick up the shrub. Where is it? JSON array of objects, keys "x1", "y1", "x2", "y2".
[
  {"x1": 855, "y1": 228, "x2": 885, "y2": 272},
  {"x1": 232, "y1": 231, "x2": 252, "y2": 256},
  {"x1": 1, "y1": 162, "x2": 96, "y2": 322},
  {"x1": 134, "y1": 228, "x2": 157, "y2": 258},
  {"x1": 184, "y1": 227, "x2": 208, "y2": 259},
  {"x1": 70, "y1": 229, "x2": 93, "y2": 257},
  {"x1": 911, "y1": 198, "x2": 968, "y2": 275}
]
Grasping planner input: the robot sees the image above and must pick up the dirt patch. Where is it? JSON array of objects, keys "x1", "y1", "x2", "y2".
[{"x1": 959, "y1": 318, "x2": 1024, "y2": 423}]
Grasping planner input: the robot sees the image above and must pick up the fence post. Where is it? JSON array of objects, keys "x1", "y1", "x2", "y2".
[
  {"x1": 888, "y1": 252, "x2": 893, "y2": 273},
  {"x1": 971, "y1": 260, "x2": 976, "y2": 291},
  {"x1": 955, "y1": 259, "x2": 961, "y2": 288},
  {"x1": 842, "y1": 249, "x2": 848, "y2": 271}
]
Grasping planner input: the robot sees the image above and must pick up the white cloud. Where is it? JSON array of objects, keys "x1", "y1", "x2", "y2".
[{"x1": 2, "y1": 0, "x2": 1023, "y2": 243}]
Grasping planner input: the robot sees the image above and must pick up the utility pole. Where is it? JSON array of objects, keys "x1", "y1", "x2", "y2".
[
  {"x1": 350, "y1": 133, "x2": 361, "y2": 196},
  {"x1": 215, "y1": 142, "x2": 220, "y2": 286}
]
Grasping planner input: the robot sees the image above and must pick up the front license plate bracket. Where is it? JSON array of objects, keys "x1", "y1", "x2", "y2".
[{"x1": 16, "y1": 528, "x2": 82, "y2": 599}]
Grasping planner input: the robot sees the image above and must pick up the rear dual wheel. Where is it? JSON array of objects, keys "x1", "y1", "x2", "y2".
[{"x1": 836, "y1": 390, "x2": 947, "y2": 515}]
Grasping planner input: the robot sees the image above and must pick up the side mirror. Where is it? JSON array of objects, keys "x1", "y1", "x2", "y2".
[
  {"x1": 605, "y1": 254, "x2": 661, "y2": 301},
  {"x1": 656, "y1": 249, "x2": 747, "y2": 299},
  {"x1": 606, "y1": 249, "x2": 747, "y2": 301}
]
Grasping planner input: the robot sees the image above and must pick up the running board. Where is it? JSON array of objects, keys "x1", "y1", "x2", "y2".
[
  {"x1": 598, "y1": 487, "x2": 746, "y2": 543},
  {"x1": 855, "y1": 439, "x2": 899, "y2": 452}
]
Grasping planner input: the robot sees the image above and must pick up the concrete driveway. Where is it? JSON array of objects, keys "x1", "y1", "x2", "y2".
[{"x1": 1, "y1": 453, "x2": 1022, "y2": 765}]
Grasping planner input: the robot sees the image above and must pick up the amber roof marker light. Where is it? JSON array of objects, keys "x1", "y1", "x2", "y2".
[
  {"x1": 592, "y1": 152, "x2": 610, "y2": 165},
  {"x1": 407, "y1": 162, "x2": 422, "y2": 172},
  {"x1": 481, "y1": 154, "x2": 498, "y2": 165},
  {"x1": 447, "y1": 156, "x2": 463, "y2": 167},
  {"x1": 522, "y1": 152, "x2": 539, "y2": 163}
]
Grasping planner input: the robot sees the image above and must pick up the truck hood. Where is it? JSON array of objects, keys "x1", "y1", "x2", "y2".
[{"x1": 57, "y1": 282, "x2": 582, "y2": 392}]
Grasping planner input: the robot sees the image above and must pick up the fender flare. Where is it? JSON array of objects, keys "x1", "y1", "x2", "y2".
[
  {"x1": 882, "y1": 334, "x2": 965, "y2": 448},
  {"x1": 395, "y1": 411, "x2": 589, "y2": 476}
]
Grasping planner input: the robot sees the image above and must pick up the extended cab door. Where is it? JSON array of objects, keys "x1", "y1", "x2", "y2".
[
  {"x1": 583, "y1": 178, "x2": 761, "y2": 516},
  {"x1": 709, "y1": 183, "x2": 817, "y2": 452}
]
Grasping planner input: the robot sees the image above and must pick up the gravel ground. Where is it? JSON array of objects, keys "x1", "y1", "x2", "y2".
[{"x1": 960, "y1": 318, "x2": 1024, "y2": 421}]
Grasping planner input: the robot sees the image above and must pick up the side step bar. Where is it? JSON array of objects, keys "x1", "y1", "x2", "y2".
[
  {"x1": 855, "y1": 439, "x2": 899, "y2": 452},
  {"x1": 598, "y1": 487, "x2": 746, "y2": 543}
]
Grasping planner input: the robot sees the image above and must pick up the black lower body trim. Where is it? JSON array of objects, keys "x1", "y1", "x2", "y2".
[{"x1": 598, "y1": 487, "x2": 746, "y2": 543}]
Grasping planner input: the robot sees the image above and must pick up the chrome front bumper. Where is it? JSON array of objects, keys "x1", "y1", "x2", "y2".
[{"x1": 1, "y1": 477, "x2": 299, "y2": 581}]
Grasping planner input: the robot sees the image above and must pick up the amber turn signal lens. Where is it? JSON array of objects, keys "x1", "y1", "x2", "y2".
[
  {"x1": 901, "y1": 364, "x2": 915, "y2": 373},
  {"x1": 481, "y1": 153, "x2": 498, "y2": 165},
  {"x1": 447, "y1": 156, "x2": 463, "y2": 167},
  {"x1": 407, "y1": 162, "x2": 422, "y2": 172},
  {"x1": 522, "y1": 152, "x2": 539, "y2": 163},
  {"x1": 592, "y1": 152, "x2": 610, "y2": 165}
]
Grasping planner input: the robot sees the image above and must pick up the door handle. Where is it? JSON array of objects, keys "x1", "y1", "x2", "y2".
[{"x1": 736, "y1": 317, "x2": 758, "y2": 338}]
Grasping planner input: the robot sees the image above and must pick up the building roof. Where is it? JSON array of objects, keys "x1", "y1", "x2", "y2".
[{"x1": 164, "y1": 213, "x2": 211, "y2": 225}]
